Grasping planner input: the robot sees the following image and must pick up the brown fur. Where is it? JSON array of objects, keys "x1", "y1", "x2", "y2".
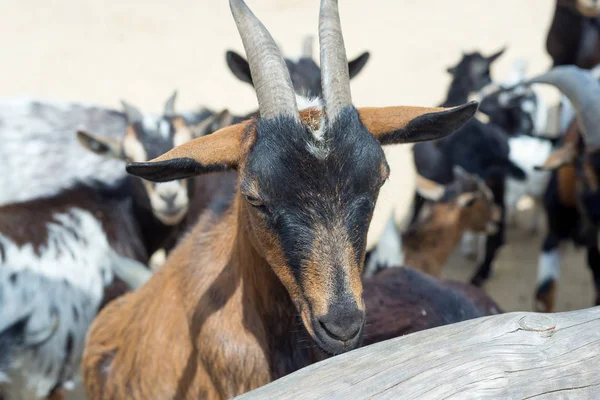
[
  {"x1": 152, "y1": 121, "x2": 250, "y2": 167},
  {"x1": 403, "y1": 197, "x2": 499, "y2": 277},
  {"x1": 554, "y1": 120, "x2": 581, "y2": 207},
  {"x1": 358, "y1": 106, "x2": 446, "y2": 137},
  {"x1": 83, "y1": 191, "x2": 327, "y2": 399}
]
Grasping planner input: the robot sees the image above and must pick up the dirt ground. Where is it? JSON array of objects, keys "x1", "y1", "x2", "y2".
[{"x1": 1, "y1": 1, "x2": 597, "y2": 395}]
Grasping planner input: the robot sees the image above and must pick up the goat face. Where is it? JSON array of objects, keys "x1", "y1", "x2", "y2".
[
  {"x1": 126, "y1": 0, "x2": 477, "y2": 356},
  {"x1": 447, "y1": 48, "x2": 505, "y2": 95},
  {"x1": 416, "y1": 167, "x2": 501, "y2": 235},
  {"x1": 479, "y1": 86, "x2": 538, "y2": 136},
  {"x1": 226, "y1": 37, "x2": 370, "y2": 98},
  {"x1": 452, "y1": 169, "x2": 502, "y2": 234},
  {"x1": 77, "y1": 93, "x2": 193, "y2": 226}
]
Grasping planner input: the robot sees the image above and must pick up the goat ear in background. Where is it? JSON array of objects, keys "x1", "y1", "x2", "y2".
[
  {"x1": 226, "y1": 50, "x2": 253, "y2": 85},
  {"x1": 77, "y1": 131, "x2": 124, "y2": 160},
  {"x1": 486, "y1": 47, "x2": 506, "y2": 65},
  {"x1": 121, "y1": 100, "x2": 144, "y2": 124},
  {"x1": 348, "y1": 52, "x2": 370, "y2": 80},
  {"x1": 163, "y1": 91, "x2": 178, "y2": 117},
  {"x1": 359, "y1": 101, "x2": 478, "y2": 145},
  {"x1": 535, "y1": 143, "x2": 577, "y2": 171},
  {"x1": 415, "y1": 175, "x2": 446, "y2": 201},
  {"x1": 126, "y1": 121, "x2": 249, "y2": 182},
  {"x1": 189, "y1": 109, "x2": 234, "y2": 138}
]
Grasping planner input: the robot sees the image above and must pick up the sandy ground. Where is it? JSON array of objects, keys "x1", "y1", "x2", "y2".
[{"x1": 1, "y1": 0, "x2": 596, "y2": 397}]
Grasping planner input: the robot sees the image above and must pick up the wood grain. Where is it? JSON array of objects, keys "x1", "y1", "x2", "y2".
[{"x1": 236, "y1": 307, "x2": 600, "y2": 399}]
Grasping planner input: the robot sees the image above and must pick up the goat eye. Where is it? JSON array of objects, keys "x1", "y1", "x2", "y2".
[{"x1": 245, "y1": 195, "x2": 265, "y2": 208}]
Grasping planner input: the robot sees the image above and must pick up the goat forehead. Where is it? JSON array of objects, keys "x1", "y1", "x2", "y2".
[
  {"x1": 131, "y1": 119, "x2": 175, "y2": 160},
  {"x1": 246, "y1": 114, "x2": 384, "y2": 199}
]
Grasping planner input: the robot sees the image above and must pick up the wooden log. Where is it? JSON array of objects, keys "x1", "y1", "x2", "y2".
[{"x1": 236, "y1": 307, "x2": 600, "y2": 399}]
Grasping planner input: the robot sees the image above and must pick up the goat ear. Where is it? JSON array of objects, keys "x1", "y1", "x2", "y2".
[
  {"x1": 415, "y1": 175, "x2": 446, "y2": 201},
  {"x1": 446, "y1": 66, "x2": 456, "y2": 75},
  {"x1": 359, "y1": 101, "x2": 478, "y2": 145},
  {"x1": 121, "y1": 100, "x2": 143, "y2": 124},
  {"x1": 126, "y1": 121, "x2": 249, "y2": 182},
  {"x1": 348, "y1": 52, "x2": 370, "y2": 80},
  {"x1": 486, "y1": 47, "x2": 506, "y2": 64},
  {"x1": 226, "y1": 50, "x2": 253, "y2": 85},
  {"x1": 189, "y1": 109, "x2": 234, "y2": 138},
  {"x1": 164, "y1": 91, "x2": 177, "y2": 117},
  {"x1": 77, "y1": 131, "x2": 124, "y2": 159},
  {"x1": 535, "y1": 143, "x2": 576, "y2": 171}
]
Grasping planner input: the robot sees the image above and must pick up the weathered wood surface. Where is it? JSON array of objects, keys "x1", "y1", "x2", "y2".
[{"x1": 236, "y1": 307, "x2": 600, "y2": 399}]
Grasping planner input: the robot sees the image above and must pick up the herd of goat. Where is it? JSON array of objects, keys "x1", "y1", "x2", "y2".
[{"x1": 2, "y1": 0, "x2": 600, "y2": 399}]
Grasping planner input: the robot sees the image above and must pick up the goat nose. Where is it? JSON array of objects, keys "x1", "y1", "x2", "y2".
[
  {"x1": 318, "y1": 307, "x2": 364, "y2": 342},
  {"x1": 160, "y1": 192, "x2": 177, "y2": 206}
]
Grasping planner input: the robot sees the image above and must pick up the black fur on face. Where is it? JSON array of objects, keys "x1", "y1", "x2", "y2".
[
  {"x1": 242, "y1": 107, "x2": 386, "y2": 273},
  {"x1": 479, "y1": 87, "x2": 537, "y2": 136},
  {"x1": 447, "y1": 49, "x2": 505, "y2": 98}
]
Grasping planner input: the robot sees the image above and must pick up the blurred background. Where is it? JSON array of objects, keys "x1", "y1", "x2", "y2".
[{"x1": 0, "y1": 0, "x2": 589, "y2": 314}]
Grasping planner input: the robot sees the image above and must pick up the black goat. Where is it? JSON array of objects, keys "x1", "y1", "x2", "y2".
[{"x1": 226, "y1": 36, "x2": 370, "y2": 98}]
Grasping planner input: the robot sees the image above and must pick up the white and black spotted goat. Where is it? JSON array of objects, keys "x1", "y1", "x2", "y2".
[
  {"x1": 454, "y1": 58, "x2": 555, "y2": 266},
  {"x1": 0, "y1": 93, "x2": 233, "y2": 399}
]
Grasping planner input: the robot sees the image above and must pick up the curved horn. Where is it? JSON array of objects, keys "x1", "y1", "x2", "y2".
[
  {"x1": 229, "y1": 0, "x2": 298, "y2": 119},
  {"x1": 319, "y1": 0, "x2": 352, "y2": 121},
  {"x1": 164, "y1": 91, "x2": 177, "y2": 117},
  {"x1": 529, "y1": 66, "x2": 600, "y2": 147}
]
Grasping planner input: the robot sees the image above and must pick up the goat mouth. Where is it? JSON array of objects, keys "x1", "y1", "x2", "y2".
[{"x1": 154, "y1": 207, "x2": 188, "y2": 225}]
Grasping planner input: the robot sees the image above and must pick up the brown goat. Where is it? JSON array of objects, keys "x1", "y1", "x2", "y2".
[
  {"x1": 81, "y1": 0, "x2": 477, "y2": 398},
  {"x1": 363, "y1": 267, "x2": 502, "y2": 346},
  {"x1": 403, "y1": 169, "x2": 501, "y2": 277}
]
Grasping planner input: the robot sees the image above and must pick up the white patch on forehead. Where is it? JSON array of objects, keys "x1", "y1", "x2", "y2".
[
  {"x1": 123, "y1": 132, "x2": 148, "y2": 163},
  {"x1": 297, "y1": 95, "x2": 329, "y2": 158},
  {"x1": 159, "y1": 119, "x2": 171, "y2": 139},
  {"x1": 296, "y1": 95, "x2": 322, "y2": 111}
]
